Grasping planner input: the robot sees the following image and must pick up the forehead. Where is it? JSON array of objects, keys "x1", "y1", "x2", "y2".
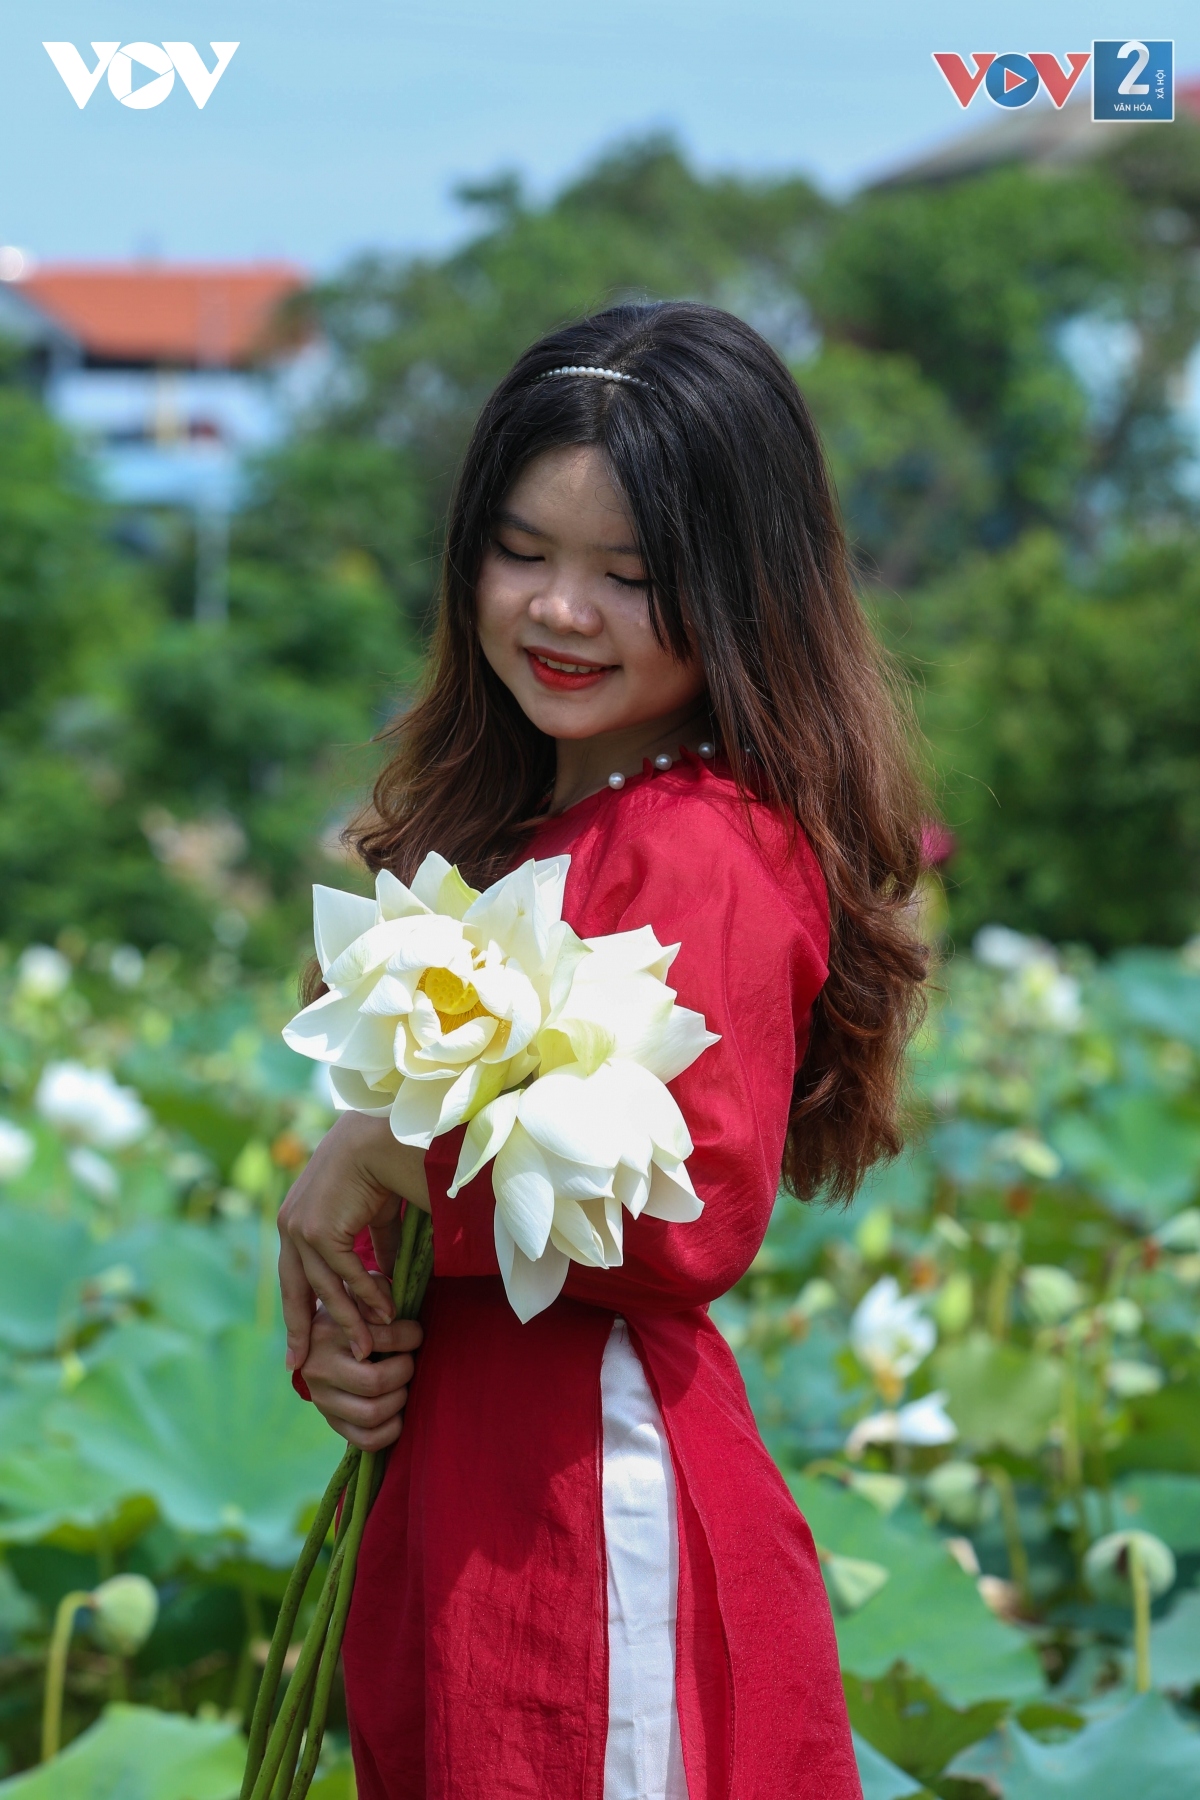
[{"x1": 502, "y1": 445, "x2": 635, "y2": 542}]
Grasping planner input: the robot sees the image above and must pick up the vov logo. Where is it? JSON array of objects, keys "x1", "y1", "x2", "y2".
[
  {"x1": 43, "y1": 41, "x2": 239, "y2": 110},
  {"x1": 932, "y1": 51, "x2": 1091, "y2": 111}
]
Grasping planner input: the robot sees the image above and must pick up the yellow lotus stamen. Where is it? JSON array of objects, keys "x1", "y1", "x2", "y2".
[{"x1": 418, "y1": 967, "x2": 492, "y2": 1034}]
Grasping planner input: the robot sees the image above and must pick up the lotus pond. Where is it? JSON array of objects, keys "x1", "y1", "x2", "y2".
[{"x1": 1, "y1": 926, "x2": 1199, "y2": 1798}]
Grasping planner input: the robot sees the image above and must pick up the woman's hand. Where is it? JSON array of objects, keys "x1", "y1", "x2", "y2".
[
  {"x1": 278, "y1": 1111, "x2": 430, "y2": 1371},
  {"x1": 301, "y1": 1284, "x2": 424, "y2": 1451}
]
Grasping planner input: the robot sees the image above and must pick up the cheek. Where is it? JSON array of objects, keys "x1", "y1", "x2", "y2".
[
  {"x1": 615, "y1": 607, "x2": 703, "y2": 701},
  {"x1": 475, "y1": 561, "x2": 524, "y2": 658}
]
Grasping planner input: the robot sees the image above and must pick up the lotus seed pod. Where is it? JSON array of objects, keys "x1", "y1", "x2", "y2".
[
  {"x1": 1100, "y1": 1297, "x2": 1142, "y2": 1336},
  {"x1": 924, "y1": 1460, "x2": 995, "y2": 1528},
  {"x1": 1084, "y1": 1530, "x2": 1175, "y2": 1603},
  {"x1": 1021, "y1": 1264, "x2": 1084, "y2": 1325},
  {"x1": 90, "y1": 1573, "x2": 159, "y2": 1655}
]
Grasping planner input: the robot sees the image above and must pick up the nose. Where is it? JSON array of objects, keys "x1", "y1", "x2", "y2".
[{"x1": 527, "y1": 571, "x2": 603, "y2": 639}]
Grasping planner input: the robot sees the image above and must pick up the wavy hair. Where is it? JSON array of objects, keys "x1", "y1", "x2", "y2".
[{"x1": 353, "y1": 301, "x2": 928, "y2": 1202}]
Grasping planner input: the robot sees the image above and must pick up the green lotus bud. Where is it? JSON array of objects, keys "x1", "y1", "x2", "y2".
[
  {"x1": 1021, "y1": 1264, "x2": 1084, "y2": 1325},
  {"x1": 1084, "y1": 1530, "x2": 1175, "y2": 1603},
  {"x1": 924, "y1": 1460, "x2": 995, "y2": 1528},
  {"x1": 1155, "y1": 1209, "x2": 1200, "y2": 1252},
  {"x1": 1099, "y1": 1297, "x2": 1142, "y2": 1336},
  {"x1": 847, "y1": 1472, "x2": 906, "y2": 1515},
  {"x1": 931, "y1": 1271, "x2": 973, "y2": 1336},
  {"x1": 855, "y1": 1206, "x2": 892, "y2": 1263},
  {"x1": 822, "y1": 1553, "x2": 890, "y2": 1614},
  {"x1": 90, "y1": 1574, "x2": 159, "y2": 1656},
  {"x1": 1105, "y1": 1358, "x2": 1163, "y2": 1398},
  {"x1": 794, "y1": 1278, "x2": 838, "y2": 1319}
]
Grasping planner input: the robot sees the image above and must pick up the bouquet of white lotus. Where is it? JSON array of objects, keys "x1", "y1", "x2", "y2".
[
  {"x1": 282, "y1": 851, "x2": 718, "y2": 1321},
  {"x1": 243, "y1": 854, "x2": 716, "y2": 1799}
]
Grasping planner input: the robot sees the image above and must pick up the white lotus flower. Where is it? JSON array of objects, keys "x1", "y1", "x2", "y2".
[
  {"x1": 442, "y1": 921, "x2": 718, "y2": 1320},
  {"x1": 283, "y1": 853, "x2": 585, "y2": 1148},
  {"x1": 17, "y1": 944, "x2": 71, "y2": 1000},
  {"x1": 285, "y1": 859, "x2": 719, "y2": 1322},
  {"x1": 35, "y1": 1062, "x2": 150, "y2": 1150},
  {"x1": 850, "y1": 1277, "x2": 936, "y2": 1399},
  {"x1": 845, "y1": 1391, "x2": 957, "y2": 1458},
  {"x1": 0, "y1": 1120, "x2": 35, "y2": 1181}
]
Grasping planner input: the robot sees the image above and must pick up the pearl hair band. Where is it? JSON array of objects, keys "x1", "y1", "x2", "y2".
[{"x1": 538, "y1": 365, "x2": 650, "y2": 389}]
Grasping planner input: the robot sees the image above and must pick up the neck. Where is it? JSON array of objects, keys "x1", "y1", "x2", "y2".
[{"x1": 550, "y1": 698, "x2": 712, "y2": 813}]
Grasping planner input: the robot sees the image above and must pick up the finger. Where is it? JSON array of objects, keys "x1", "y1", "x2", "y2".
[
  {"x1": 308, "y1": 1384, "x2": 410, "y2": 1429},
  {"x1": 311, "y1": 1396, "x2": 406, "y2": 1451},
  {"x1": 277, "y1": 1233, "x2": 316, "y2": 1371},
  {"x1": 368, "y1": 1317, "x2": 423, "y2": 1356},
  {"x1": 369, "y1": 1214, "x2": 402, "y2": 1281},
  {"x1": 289, "y1": 1236, "x2": 376, "y2": 1360},
  {"x1": 319, "y1": 1353, "x2": 415, "y2": 1399},
  {"x1": 288, "y1": 1214, "x2": 395, "y2": 1332}
]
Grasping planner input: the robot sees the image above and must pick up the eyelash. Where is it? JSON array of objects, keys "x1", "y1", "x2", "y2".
[{"x1": 491, "y1": 540, "x2": 648, "y2": 589}]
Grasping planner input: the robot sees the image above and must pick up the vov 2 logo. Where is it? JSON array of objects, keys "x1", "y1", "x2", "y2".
[
  {"x1": 43, "y1": 41, "x2": 239, "y2": 110},
  {"x1": 933, "y1": 42, "x2": 1174, "y2": 123}
]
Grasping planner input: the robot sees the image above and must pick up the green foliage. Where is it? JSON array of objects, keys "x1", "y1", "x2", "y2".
[
  {"x1": 0, "y1": 1704, "x2": 243, "y2": 1799},
  {"x1": 895, "y1": 533, "x2": 1200, "y2": 947}
]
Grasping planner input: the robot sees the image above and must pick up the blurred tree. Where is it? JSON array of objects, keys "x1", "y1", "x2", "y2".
[
  {"x1": 796, "y1": 344, "x2": 992, "y2": 588},
  {"x1": 896, "y1": 532, "x2": 1200, "y2": 948},
  {"x1": 810, "y1": 168, "x2": 1133, "y2": 534}
]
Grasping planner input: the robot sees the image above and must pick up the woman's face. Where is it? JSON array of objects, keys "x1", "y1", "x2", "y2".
[{"x1": 475, "y1": 445, "x2": 705, "y2": 742}]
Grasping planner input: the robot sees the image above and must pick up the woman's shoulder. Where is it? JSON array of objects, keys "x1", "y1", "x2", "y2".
[{"x1": 543, "y1": 753, "x2": 828, "y2": 952}]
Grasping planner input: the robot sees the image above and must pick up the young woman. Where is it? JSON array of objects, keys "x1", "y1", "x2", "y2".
[{"x1": 277, "y1": 302, "x2": 927, "y2": 1800}]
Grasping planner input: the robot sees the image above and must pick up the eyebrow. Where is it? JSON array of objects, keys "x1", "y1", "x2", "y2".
[{"x1": 493, "y1": 507, "x2": 642, "y2": 558}]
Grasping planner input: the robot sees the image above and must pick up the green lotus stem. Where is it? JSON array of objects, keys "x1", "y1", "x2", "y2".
[
  {"x1": 249, "y1": 1535, "x2": 350, "y2": 1800},
  {"x1": 286, "y1": 1446, "x2": 377, "y2": 1799},
  {"x1": 41, "y1": 1589, "x2": 92, "y2": 1761},
  {"x1": 985, "y1": 1465, "x2": 1030, "y2": 1608},
  {"x1": 240, "y1": 1444, "x2": 358, "y2": 1797},
  {"x1": 1130, "y1": 1537, "x2": 1152, "y2": 1693},
  {"x1": 244, "y1": 1207, "x2": 433, "y2": 1800}
]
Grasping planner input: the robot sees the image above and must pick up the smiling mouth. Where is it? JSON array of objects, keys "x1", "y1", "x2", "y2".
[{"x1": 525, "y1": 649, "x2": 616, "y2": 689}]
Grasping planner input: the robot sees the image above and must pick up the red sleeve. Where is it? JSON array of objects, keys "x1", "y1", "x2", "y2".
[{"x1": 427, "y1": 775, "x2": 828, "y2": 1316}]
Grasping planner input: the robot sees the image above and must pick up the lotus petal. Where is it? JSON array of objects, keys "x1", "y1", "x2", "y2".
[
  {"x1": 328, "y1": 1066, "x2": 395, "y2": 1117},
  {"x1": 358, "y1": 972, "x2": 416, "y2": 1018},
  {"x1": 375, "y1": 868, "x2": 429, "y2": 921},
  {"x1": 548, "y1": 1196, "x2": 608, "y2": 1267},
  {"x1": 581, "y1": 925, "x2": 678, "y2": 982},
  {"x1": 282, "y1": 985, "x2": 378, "y2": 1063},
  {"x1": 313, "y1": 885, "x2": 377, "y2": 973},
  {"x1": 493, "y1": 1125, "x2": 557, "y2": 1261},
  {"x1": 494, "y1": 1211, "x2": 570, "y2": 1324},
  {"x1": 410, "y1": 1015, "x2": 499, "y2": 1067},
  {"x1": 642, "y1": 1158, "x2": 704, "y2": 1222},
  {"x1": 450, "y1": 1091, "x2": 522, "y2": 1194},
  {"x1": 517, "y1": 1066, "x2": 626, "y2": 1170},
  {"x1": 472, "y1": 964, "x2": 542, "y2": 1055},
  {"x1": 388, "y1": 1074, "x2": 458, "y2": 1148},
  {"x1": 636, "y1": 1004, "x2": 721, "y2": 1084}
]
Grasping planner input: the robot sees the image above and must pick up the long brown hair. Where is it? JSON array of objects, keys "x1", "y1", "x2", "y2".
[{"x1": 355, "y1": 302, "x2": 927, "y2": 1202}]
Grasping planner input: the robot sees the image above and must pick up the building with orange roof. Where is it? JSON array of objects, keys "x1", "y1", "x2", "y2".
[{"x1": 0, "y1": 259, "x2": 316, "y2": 617}]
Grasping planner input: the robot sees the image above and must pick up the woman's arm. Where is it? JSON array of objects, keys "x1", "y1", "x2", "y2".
[{"x1": 277, "y1": 1110, "x2": 429, "y2": 1370}]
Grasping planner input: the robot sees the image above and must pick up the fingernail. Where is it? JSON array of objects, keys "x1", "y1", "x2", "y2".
[
  {"x1": 285, "y1": 1348, "x2": 297, "y2": 1371},
  {"x1": 351, "y1": 1343, "x2": 366, "y2": 1362}
]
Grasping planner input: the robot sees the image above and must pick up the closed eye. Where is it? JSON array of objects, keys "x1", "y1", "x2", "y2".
[
  {"x1": 492, "y1": 539, "x2": 543, "y2": 565},
  {"x1": 608, "y1": 572, "x2": 649, "y2": 590}
]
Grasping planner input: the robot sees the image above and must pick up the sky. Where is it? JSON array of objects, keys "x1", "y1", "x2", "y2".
[{"x1": 2, "y1": 1, "x2": 1198, "y2": 274}]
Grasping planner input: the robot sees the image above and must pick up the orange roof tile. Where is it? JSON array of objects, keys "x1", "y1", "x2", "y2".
[{"x1": 19, "y1": 261, "x2": 308, "y2": 367}]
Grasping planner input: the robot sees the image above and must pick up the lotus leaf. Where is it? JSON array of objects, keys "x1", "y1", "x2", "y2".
[
  {"x1": 790, "y1": 1476, "x2": 1043, "y2": 1704},
  {"x1": 852, "y1": 1729, "x2": 922, "y2": 1800},
  {"x1": 0, "y1": 1207, "x2": 89, "y2": 1354},
  {"x1": 49, "y1": 1326, "x2": 337, "y2": 1565},
  {"x1": 1081, "y1": 1473, "x2": 1200, "y2": 1551},
  {"x1": 845, "y1": 1667, "x2": 1007, "y2": 1785},
  {"x1": 1109, "y1": 952, "x2": 1200, "y2": 1050},
  {"x1": 946, "y1": 1689, "x2": 1200, "y2": 1798},
  {"x1": 0, "y1": 1443, "x2": 154, "y2": 1551},
  {"x1": 108, "y1": 1221, "x2": 262, "y2": 1336},
  {"x1": 0, "y1": 1703, "x2": 244, "y2": 1798},
  {"x1": 1052, "y1": 1094, "x2": 1200, "y2": 1224},
  {"x1": 1149, "y1": 1588, "x2": 1200, "y2": 1694},
  {"x1": 932, "y1": 1333, "x2": 1063, "y2": 1456}
]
